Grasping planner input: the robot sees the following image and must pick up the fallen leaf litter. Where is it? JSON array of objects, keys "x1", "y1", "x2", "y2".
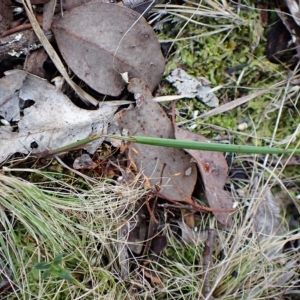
[
  {"x1": 2, "y1": 1, "x2": 292, "y2": 295},
  {"x1": 0, "y1": 1, "x2": 236, "y2": 232},
  {"x1": 0, "y1": 0, "x2": 296, "y2": 295}
]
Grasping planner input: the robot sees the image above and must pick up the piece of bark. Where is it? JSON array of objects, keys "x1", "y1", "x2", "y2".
[{"x1": 0, "y1": 30, "x2": 54, "y2": 61}]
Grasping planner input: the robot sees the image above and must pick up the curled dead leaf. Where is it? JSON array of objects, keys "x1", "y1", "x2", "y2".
[
  {"x1": 119, "y1": 78, "x2": 197, "y2": 202},
  {"x1": 0, "y1": 70, "x2": 116, "y2": 163},
  {"x1": 173, "y1": 123, "x2": 234, "y2": 228}
]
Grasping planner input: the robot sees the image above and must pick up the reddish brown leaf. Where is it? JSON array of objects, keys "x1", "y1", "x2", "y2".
[
  {"x1": 119, "y1": 78, "x2": 197, "y2": 202},
  {"x1": 51, "y1": 3, "x2": 165, "y2": 96},
  {"x1": 174, "y1": 126, "x2": 233, "y2": 228}
]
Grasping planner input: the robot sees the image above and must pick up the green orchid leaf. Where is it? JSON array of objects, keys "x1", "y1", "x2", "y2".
[
  {"x1": 33, "y1": 262, "x2": 52, "y2": 270},
  {"x1": 53, "y1": 254, "x2": 64, "y2": 265},
  {"x1": 41, "y1": 269, "x2": 51, "y2": 280}
]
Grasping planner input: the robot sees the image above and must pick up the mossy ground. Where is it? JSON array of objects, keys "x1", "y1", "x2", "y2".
[
  {"x1": 154, "y1": 0, "x2": 300, "y2": 185},
  {"x1": 156, "y1": 3, "x2": 296, "y2": 140}
]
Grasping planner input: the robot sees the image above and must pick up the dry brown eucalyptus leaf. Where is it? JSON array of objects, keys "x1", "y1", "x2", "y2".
[
  {"x1": 51, "y1": 2, "x2": 165, "y2": 96},
  {"x1": 119, "y1": 78, "x2": 197, "y2": 202},
  {"x1": 174, "y1": 125, "x2": 233, "y2": 228},
  {"x1": 62, "y1": 0, "x2": 91, "y2": 10}
]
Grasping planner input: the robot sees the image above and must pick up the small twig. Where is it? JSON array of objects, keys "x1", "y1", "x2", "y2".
[
  {"x1": 202, "y1": 229, "x2": 217, "y2": 299},
  {"x1": 171, "y1": 100, "x2": 177, "y2": 129},
  {"x1": 142, "y1": 190, "x2": 159, "y2": 256},
  {"x1": 1, "y1": 23, "x2": 42, "y2": 38},
  {"x1": 145, "y1": 192, "x2": 158, "y2": 223},
  {"x1": 158, "y1": 203, "x2": 193, "y2": 210},
  {"x1": 155, "y1": 190, "x2": 236, "y2": 213}
]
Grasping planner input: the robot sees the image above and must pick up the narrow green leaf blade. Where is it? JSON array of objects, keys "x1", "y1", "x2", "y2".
[{"x1": 129, "y1": 136, "x2": 300, "y2": 155}]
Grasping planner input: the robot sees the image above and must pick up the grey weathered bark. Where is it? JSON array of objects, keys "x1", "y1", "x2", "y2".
[{"x1": 0, "y1": 30, "x2": 53, "y2": 61}]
